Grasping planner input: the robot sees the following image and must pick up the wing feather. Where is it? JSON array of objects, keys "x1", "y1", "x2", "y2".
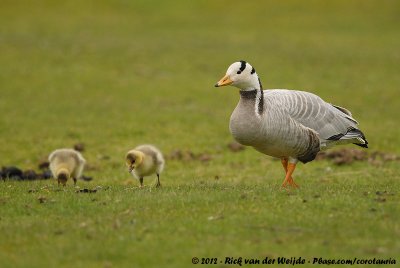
[{"x1": 265, "y1": 90, "x2": 359, "y2": 140}]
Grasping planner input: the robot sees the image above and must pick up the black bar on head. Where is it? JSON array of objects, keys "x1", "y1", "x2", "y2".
[{"x1": 237, "y1": 60, "x2": 247, "y2": 74}]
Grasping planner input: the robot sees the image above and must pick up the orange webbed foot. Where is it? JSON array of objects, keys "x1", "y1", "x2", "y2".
[{"x1": 280, "y1": 161, "x2": 299, "y2": 189}]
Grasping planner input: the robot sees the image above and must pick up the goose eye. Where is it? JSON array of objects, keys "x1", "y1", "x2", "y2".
[{"x1": 237, "y1": 71, "x2": 242, "y2": 74}]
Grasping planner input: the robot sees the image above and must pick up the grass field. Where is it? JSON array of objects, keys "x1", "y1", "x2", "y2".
[{"x1": 0, "y1": 0, "x2": 399, "y2": 267}]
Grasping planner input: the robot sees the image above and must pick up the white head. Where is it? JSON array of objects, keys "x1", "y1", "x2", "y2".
[{"x1": 215, "y1": 61, "x2": 262, "y2": 91}]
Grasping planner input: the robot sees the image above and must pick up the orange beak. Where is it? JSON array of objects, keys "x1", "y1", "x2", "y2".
[{"x1": 215, "y1": 75, "x2": 233, "y2": 87}]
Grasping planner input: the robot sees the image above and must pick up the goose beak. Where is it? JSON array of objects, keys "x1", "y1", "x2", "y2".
[{"x1": 215, "y1": 75, "x2": 233, "y2": 87}]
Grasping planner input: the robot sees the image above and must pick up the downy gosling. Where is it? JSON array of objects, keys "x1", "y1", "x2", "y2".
[
  {"x1": 126, "y1": 145, "x2": 165, "y2": 188},
  {"x1": 48, "y1": 148, "x2": 86, "y2": 186}
]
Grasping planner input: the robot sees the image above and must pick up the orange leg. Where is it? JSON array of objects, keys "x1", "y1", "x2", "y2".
[
  {"x1": 281, "y1": 158, "x2": 288, "y2": 173},
  {"x1": 281, "y1": 160, "x2": 299, "y2": 188}
]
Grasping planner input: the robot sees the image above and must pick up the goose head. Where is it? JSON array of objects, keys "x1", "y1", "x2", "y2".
[
  {"x1": 126, "y1": 150, "x2": 144, "y2": 173},
  {"x1": 215, "y1": 61, "x2": 262, "y2": 90},
  {"x1": 56, "y1": 168, "x2": 70, "y2": 186}
]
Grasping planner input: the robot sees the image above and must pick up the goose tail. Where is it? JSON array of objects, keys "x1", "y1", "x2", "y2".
[
  {"x1": 346, "y1": 127, "x2": 368, "y2": 148},
  {"x1": 324, "y1": 127, "x2": 368, "y2": 149}
]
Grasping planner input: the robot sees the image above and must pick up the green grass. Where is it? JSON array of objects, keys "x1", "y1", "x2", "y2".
[{"x1": 0, "y1": 0, "x2": 399, "y2": 267}]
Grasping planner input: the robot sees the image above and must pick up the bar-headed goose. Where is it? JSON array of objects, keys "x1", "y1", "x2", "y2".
[
  {"x1": 126, "y1": 144, "x2": 165, "y2": 188},
  {"x1": 215, "y1": 61, "x2": 368, "y2": 188}
]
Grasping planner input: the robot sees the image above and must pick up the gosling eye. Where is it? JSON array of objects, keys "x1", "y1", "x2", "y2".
[{"x1": 131, "y1": 159, "x2": 136, "y2": 164}]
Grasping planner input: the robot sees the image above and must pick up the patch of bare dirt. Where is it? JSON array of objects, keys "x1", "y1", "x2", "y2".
[
  {"x1": 73, "y1": 143, "x2": 85, "y2": 152},
  {"x1": 227, "y1": 141, "x2": 245, "y2": 152},
  {"x1": 23, "y1": 170, "x2": 38, "y2": 180},
  {"x1": 38, "y1": 160, "x2": 50, "y2": 170},
  {"x1": 37, "y1": 196, "x2": 47, "y2": 203},
  {"x1": 315, "y1": 148, "x2": 399, "y2": 165},
  {"x1": 2, "y1": 142, "x2": 94, "y2": 181},
  {"x1": 1, "y1": 164, "x2": 91, "y2": 182},
  {"x1": 167, "y1": 150, "x2": 212, "y2": 162},
  {"x1": 76, "y1": 189, "x2": 97, "y2": 193}
]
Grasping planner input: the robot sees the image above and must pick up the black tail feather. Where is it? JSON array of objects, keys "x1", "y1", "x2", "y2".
[
  {"x1": 328, "y1": 127, "x2": 369, "y2": 148},
  {"x1": 354, "y1": 143, "x2": 368, "y2": 148},
  {"x1": 348, "y1": 127, "x2": 368, "y2": 148}
]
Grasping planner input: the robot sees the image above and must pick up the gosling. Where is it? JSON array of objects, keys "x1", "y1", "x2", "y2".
[
  {"x1": 48, "y1": 148, "x2": 86, "y2": 186},
  {"x1": 126, "y1": 145, "x2": 165, "y2": 187}
]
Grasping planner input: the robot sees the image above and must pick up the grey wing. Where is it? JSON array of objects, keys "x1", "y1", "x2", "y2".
[{"x1": 270, "y1": 90, "x2": 360, "y2": 140}]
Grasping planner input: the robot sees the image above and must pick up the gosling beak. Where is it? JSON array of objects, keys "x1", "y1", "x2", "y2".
[
  {"x1": 128, "y1": 165, "x2": 134, "y2": 172},
  {"x1": 215, "y1": 75, "x2": 233, "y2": 87}
]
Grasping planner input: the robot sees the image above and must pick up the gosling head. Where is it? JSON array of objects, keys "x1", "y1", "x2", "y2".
[
  {"x1": 215, "y1": 60, "x2": 262, "y2": 91},
  {"x1": 56, "y1": 168, "x2": 69, "y2": 186},
  {"x1": 126, "y1": 150, "x2": 144, "y2": 173}
]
